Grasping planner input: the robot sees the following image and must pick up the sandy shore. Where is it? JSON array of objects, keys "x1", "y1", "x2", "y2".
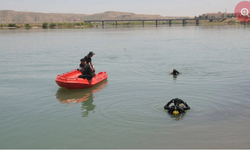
[{"x1": 1, "y1": 27, "x2": 16, "y2": 29}]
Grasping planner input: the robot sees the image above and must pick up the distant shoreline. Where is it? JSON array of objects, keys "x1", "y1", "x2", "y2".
[{"x1": 0, "y1": 18, "x2": 249, "y2": 29}]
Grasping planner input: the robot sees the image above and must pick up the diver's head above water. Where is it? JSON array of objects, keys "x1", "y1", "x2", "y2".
[
  {"x1": 173, "y1": 98, "x2": 182, "y2": 105},
  {"x1": 170, "y1": 69, "x2": 180, "y2": 75},
  {"x1": 164, "y1": 98, "x2": 190, "y2": 115}
]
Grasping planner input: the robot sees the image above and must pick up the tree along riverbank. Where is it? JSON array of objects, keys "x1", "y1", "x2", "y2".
[{"x1": 0, "y1": 22, "x2": 94, "y2": 29}]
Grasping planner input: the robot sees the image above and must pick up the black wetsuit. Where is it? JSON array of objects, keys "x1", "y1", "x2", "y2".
[
  {"x1": 84, "y1": 55, "x2": 92, "y2": 64},
  {"x1": 171, "y1": 69, "x2": 180, "y2": 75},
  {"x1": 78, "y1": 63, "x2": 94, "y2": 80},
  {"x1": 164, "y1": 98, "x2": 190, "y2": 114}
]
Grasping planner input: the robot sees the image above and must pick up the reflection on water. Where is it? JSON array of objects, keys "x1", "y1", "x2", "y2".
[
  {"x1": 81, "y1": 95, "x2": 95, "y2": 117},
  {"x1": 172, "y1": 75, "x2": 178, "y2": 80},
  {"x1": 56, "y1": 80, "x2": 108, "y2": 117},
  {"x1": 169, "y1": 113, "x2": 186, "y2": 121}
]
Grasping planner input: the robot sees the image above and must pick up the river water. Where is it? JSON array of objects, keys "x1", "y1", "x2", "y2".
[{"x1": 0, "y1": 25, "x2": 250, "y2": 149}]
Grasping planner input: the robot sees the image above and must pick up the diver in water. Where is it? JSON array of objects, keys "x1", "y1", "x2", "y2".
[
  {"x1": 164, "y1": 98, "x2": 190, "y2": 115},
  {"x1": 170, "y1": 69, "x2": 180, "y2": 75}
]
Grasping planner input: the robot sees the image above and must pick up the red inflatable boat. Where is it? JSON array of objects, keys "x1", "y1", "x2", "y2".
[{"x1": 55, "y1": 69, "x2": 108, "y2": 89}]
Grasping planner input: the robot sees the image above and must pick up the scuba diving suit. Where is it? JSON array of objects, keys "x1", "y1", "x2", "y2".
[
  {"x1": 164, "y1": 98, "x2": 190, "y2": 114},
  {"x1": 171, "y1": 69, "x2": 180, "y2": 75}
]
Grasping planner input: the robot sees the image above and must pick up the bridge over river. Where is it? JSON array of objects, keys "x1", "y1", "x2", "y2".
[{"x1": 84, "y1": 18, "x2": 228, "y2": 27}]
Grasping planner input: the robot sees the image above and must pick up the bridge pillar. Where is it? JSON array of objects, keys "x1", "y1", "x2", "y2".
[
  {"x1": 102, "y1": 21, "x2": 104, "y2": 28},
  {"x1": 142, "y1": 21, "x2": 144, "y2": 27},
  {"x1": 209, "y1": 19, "x2": 213, "y2": 22},
  {"x1": 169, "y1": 20, "x2": 172, "y2": 26},
  {"x1": 183, "y1": 20, "x2": 186, "y2": 26},
  {"x1": 116, "y1": 21, "x2": 117, "y2": 27},
  {"x1": 156, "y1": 20, "x2": 158, "y2": 27},
  {"x1": 196, "y1": 20, "x2": 199, "y2": 26}
]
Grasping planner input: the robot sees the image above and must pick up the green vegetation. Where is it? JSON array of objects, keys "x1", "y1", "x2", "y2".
[
  {"x1": 58, "y1": 22, "x2": 67, "y2": 27},
  {"x1": 8, "y1": 23, "x2": 16, "y2": 27},
  {"x1": 75, "y1": 22, "x2": 94, "y2": 27},
  {"x1": 49, "y1": 22, "x2": 57, "y2": 27},
  {"x1": 25, "y1": 23, "x2": 31, "y2": 28},
  {"x1": 40, "y1": 22, "x2": 94, "y2": 28},
  {"x1": 66, "y1": 23, "x2": 74, "y2": 27},
  {"x1": 74, "y1": 22, "x2": 81, "y2": 26},
  {"x1": 42, "y1": 22, "x2": 48, "y2": 28},
  {"x1": 1, "y1": 24, "x2": 7, "y2": 27}
]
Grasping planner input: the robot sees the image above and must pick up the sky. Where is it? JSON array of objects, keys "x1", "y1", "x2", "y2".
[{"x1": 0, "y1": 0, "x2": 243, "y2": 16}]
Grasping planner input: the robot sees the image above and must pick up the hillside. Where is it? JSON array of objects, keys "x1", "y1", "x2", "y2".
[
  {"x1": 0, "y1": 10, "x2": 87, "y2": 22},
  {"x1": 83, "y1": 11, "x2": 175, "y2": 20},
  {"x1": 0, "y1": 10, "x2": 191, "y2": 23}
]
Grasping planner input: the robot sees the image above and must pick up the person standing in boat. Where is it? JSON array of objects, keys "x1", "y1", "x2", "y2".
[
  {"x1": 78, "y1": 58, "x2": 94, "y2": 80},
  {"x1": 84, "y1": 51, "x2": 95, "y2": 72}
]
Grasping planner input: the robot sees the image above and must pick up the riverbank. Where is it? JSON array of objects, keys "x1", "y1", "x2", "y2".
[
  {"x1": 0, "y1": 22, "x2": 95, "y2": 29},
  {"x1": 0, "y1": 18, "x2": 249, "y2": 29}
]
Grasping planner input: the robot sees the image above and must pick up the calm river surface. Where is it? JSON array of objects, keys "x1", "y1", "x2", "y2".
[{"x1": 0, "y1": 25, "x2": 250, "y2": 149}]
